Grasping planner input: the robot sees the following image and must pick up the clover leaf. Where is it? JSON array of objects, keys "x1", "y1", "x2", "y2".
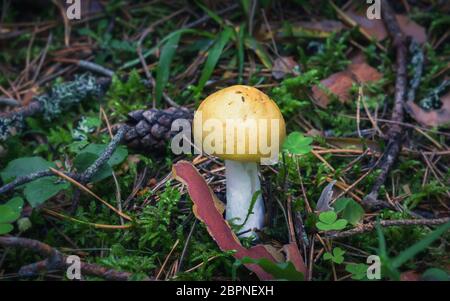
[
  {"x1": 316, "y1": 211, "x2": 348, "y2": 231},
  {"x1": 0, "y1": 197, "x2": 24, "y2": 235},
  {"x1": 282, "y1": 132, "x2": 313, "y2": 155},
  {"x1": 345, "y1": 263, "x2": 369, "y2": 280},
  {"x1": 323, "y1": 247, "x2": 346, "y2": 264},
  {"x1": 334, "y1": 198, "x2": 365, "y2": 226}
]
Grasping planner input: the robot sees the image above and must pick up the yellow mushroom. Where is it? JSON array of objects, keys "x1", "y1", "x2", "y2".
[{"x1": 193, "y1": 85, "x2": 286, "y2": 237}]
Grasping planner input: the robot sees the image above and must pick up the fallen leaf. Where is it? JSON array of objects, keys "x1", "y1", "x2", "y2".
[
  {"x1": 345, "y1": 10, "x2": 427, "y2": 44},
  {"x1": 312, "y1": 71, "x2": 354, "y2": 107},
  {"x1": 348, "y1": 63, "x2": 383, "y2": 83},
  {"x1": 400, "y1": 270, "x2": 421, "y2": 281},
  {"x1": 278, "y1": 20, "x2": 344, "y2": 39},
  {"x1": 312, "y1": 61, "x2": 382, "y2": 108},
  {"x1": 405, "y1": 92, "x2": 450, "y2": 127},
  {"x1": 283, "y1": 243, "x2": 307, "y2": 275},
  {"x1": 325, "y1": 137, "x2": 381, "y2": 152},
  {"x1": 272, "y1": 56, "x2": 299, "y2": 79},
  {"x1": 173, "y1": 160, "x2": 301, "y2": 280}
]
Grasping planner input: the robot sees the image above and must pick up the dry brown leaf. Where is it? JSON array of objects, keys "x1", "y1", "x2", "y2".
[
  {"x1": 312, "y1": 71, "x2": 354, "y2": 108},
  {"x1": 400, "y1": 270, "x2": 421, "y2": 281},
  {"x1": 266, "y1": 20, "x2": 344, "y2": 40},
  {"x1": 345, "y1": 10, "x2": 426, "y2": 44},
  {"x1": 287, "y1": 20, "x2": 344, "y2": 38},
  {"x1": 325, "y1": 137, "x2": 381, "y2": 153},
  {"x1": 349, "y1": 63, "x2": 383, "y2": 83},
  {"x1": 283, "y1": 243, "x2": 307, "y2": 276},
  {"x1": 312, "y1": 61, "x2": 382, "y2": 108},
  {"x1": 405, "y1": 93, "x2": 450, "y2": 127},
  {"x1": 272, "y1": 56, "x2": 299, "y2": 79}
]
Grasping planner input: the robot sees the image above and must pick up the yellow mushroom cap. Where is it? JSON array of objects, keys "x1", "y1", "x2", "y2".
[{"x1": 193, "y1": 85, "x2": 286, "y2": 163}]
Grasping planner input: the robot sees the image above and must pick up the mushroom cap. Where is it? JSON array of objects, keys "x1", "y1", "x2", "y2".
[{"x1": 193, "y1": 85, "x2": 286, "y2": 163}]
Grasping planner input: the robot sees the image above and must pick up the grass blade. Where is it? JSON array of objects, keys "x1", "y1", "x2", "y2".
[
  {"x1": 236, "y1": 24, "x2": 246, "y2": 83},
  {"x1": 120, "y1": 29, "x2": 213, "y2": 70},
  {"x1": 392, "y1": 221, "x2": 450, "y2": 268},
  {"x1": 194, "y1": 0, "x2": 224, "y2": 26},
  {"x1": 195, "y1": 26, "x2": 234, "y2": 97},
  {"x1": 244, "y1": 36, "x2": 273, "y2": 69},
  {"x1": 155, "y1": 31, "x2": 181, "y2": 104}
]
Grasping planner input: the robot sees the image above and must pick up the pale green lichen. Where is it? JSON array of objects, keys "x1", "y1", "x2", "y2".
[
  {"x1": 0, "y1": 114, "x2": 24, "y2": 141},
  {"x1": 419, "y1": 80, "x2": 450, "y2": 110},
  {"x1": 36, "y1": 73, "x2": 102, "y2": 120},
  {"x1": 0, "y1": 73, "x2": 103, "y2": 141}
]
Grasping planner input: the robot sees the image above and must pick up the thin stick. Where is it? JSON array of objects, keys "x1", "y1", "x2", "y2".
[
  {"x1": 156, "y1": 239, "x2": 180, "y2": 280},
  {"x1": 43, "y1": 208, "x2": 131, "y2": 230},
  {"x1": 177, "y1": 219, "x2": 197, "y2": 273},
  {"x1": 0, "y1": 236, "x2": 142, "y2": 280},
  {"x1": 49, "y1": 168, "x2": 132, "y2": 221},
  {"x1": 363, "y1": 0, "x2": 408, "y2": 209},
  {"x1": 325, "y1": 218, "x2": 450, "y2": 239}
]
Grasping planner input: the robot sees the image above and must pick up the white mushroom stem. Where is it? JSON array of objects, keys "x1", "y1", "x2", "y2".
[{"x1": 224, "y1": 160, "x2": 264, "y2": 238}]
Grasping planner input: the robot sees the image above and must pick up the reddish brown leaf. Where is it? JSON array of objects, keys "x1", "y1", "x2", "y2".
[
  {"x1": 283, "y1": 243, "x2": 307, "y2": 276},
  {"x1": 272, "y1": 56, "x2": 299, "y2": 79},
  {"x1": 400, "y1": 270, "x2": 421, "y2": 281},
  {"x1": 345, "y1": 10, "x2": 426, "y2": 44},
  {"x1": 172, "y1": 160, "x2": 281, "y2": 280},
  {"x1": 312, "y1": 71, "x2": 354, "y2": 108},
  {"x1": 348, "y1": 63, "x2": 383, "y2": 83},
  {"x1": 396, "y1": 15, "x2": 427, "y2": 44},
  {"x1": 312, "y1": 61, "x2": 382, "y2": 108},
  {"x1": 405, "y1": 93, "x2": 450, "y2": 127}
]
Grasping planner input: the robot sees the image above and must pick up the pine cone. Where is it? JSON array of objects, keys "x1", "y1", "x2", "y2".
[{"x1": 124, "y1": 106, "x2": 193, "y2": 151}]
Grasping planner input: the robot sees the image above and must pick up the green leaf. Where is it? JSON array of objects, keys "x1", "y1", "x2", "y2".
[
  {"x1": 155, "y1": 31, "x2": 182, "y2": 104},
  {"x1": 78, "y1": 144, "x2": 128, "y2": 166},
  {"x1": 73, "y1": 144, "x2": 127, "y2": 182},
  {"x1": 244, "y1": 36, "x2": 273, "y2": 69},
  {"x1": 236, "y1": 24, "x2": 245, "y2": 83},
  {"x1": 331, "y1": 219, "x2": 347, "y2": 230},
  {"x1": 67, "y1": 140, "x2": 89, "y2": 153},
  {"x1": 23, "y1": 177, "x2": 70, "y2": 207},
  {"x1": 334, "y1": 198, "x2": 365, "y2": 226},
  {"x1": 421, "y1": 268, "x2": 448, "y2": 281},
  {"x1": 194, "y1": 0, "x2": 224, "y2": 26},
  {"x1": 5, "y1": 196, "x2": 24, "y2": 214},
  {"x1": 235, "y1": 190, "x2": 261, "y2": 230},
  {"x1": 392, "y1": 221, "x2": 450, "y2": 269},
  {"x1": 195, "y1": 26, "x2": 234, "y2": 96},
  {"x1": 319, "y1": 211, "x2": 337, "y2": 224},
  {"x1": 345, "y1": 263, "x2": 368, "y2": 280},
  {"x1": 0, "y1": 205, "x2": 20, "y2": 224},
  {"x1": 0, "y1": 156, "x2": 54, "y2": 182},
  {"x1": 73, "y1": 152, "x2": 113, "y2": 182},
  {"x1": 0, "y1": 224, "x2": 14, "y2": 235},
  {"x1": 119, "y1": 29, "x2": 214, "y2": 70},
  {"x1": 233, "y1": 256, "x2": 304, "y2": 281},
  {"x1": 316, "y1": 211, "x2": 348, "y2": 231},
  {"x1": 333, "y1": 247, "x2": 345, "y2": 257},
  {"x1": 282, "y1": 132, "x2": 313, "y2": 155},
  {"x1": 376, "y1": 219, "x2": 387, "y2": 258},
  {"x1": 323, "y1": 247, "x2": 345, "y2": 264}
]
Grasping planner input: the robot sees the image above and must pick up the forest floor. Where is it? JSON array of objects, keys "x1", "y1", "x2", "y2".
[{"x1": 0, "y1": 0, "x2": 449, "y2": 281}]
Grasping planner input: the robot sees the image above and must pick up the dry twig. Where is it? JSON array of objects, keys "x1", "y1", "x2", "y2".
[
  {"x1": 0, "y1": 236, "x2": 145, "y2": 280},
  {"x1": 363, "y1": 0, "x2": 409, "y2": 209},
  {"x1": 325, "y1": 218, "x2": 450, "y2": 239}
]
